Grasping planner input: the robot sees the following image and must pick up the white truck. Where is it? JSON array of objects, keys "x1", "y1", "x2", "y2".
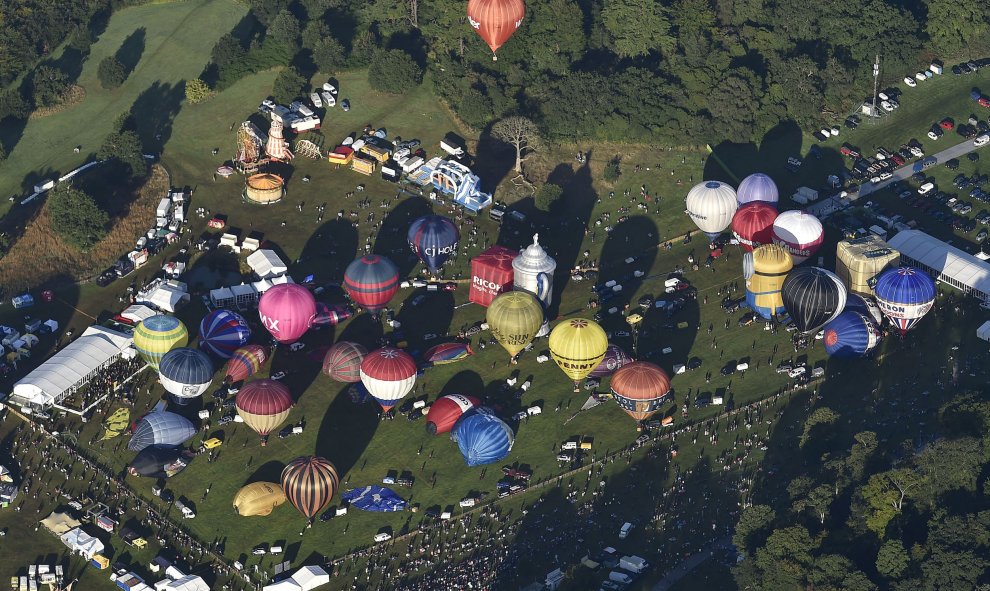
[
  {"x1": 619, "y1": 555, "x2": 649, "y2": 573},
  {"x1": 619, "y1": 522, "x2": 633, "y2": 539},
  {"x1": 609, "y1": 571, "x2": 633, "y2": 584}
]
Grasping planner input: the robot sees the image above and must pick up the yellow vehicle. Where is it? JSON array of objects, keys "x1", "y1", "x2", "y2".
[
  {"x1": 203, "y1": 438, "x2": 223, "y2": 450},
  {"x1": 131, "y1": 537, "x2": 148, "y2": 549},
  {"x1": 580, "y1": 439, "x2": 593, "y2": 451}
]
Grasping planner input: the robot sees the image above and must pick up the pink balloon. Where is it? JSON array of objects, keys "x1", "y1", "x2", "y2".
[{"x1": 258, "y1": 284, "x2": 317, "y2": 344}]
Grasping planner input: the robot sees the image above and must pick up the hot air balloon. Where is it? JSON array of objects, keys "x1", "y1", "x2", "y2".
[
  {"x1": 235, "y1": 379, "x2": 293, "y2": 445},
  {"x1": 486, "y1": 291, "x2": 543, "y2": 359},
  {"x1": 281, "y1": 456, "x2": 339, "y2": 523},
  {"x1": 845, "y1": 293, "x2": 883, "y2": 326},
  {"x1": 746, "y1": 244, "x2": 793, "y2": 320},
  {"x1": 823, "y1": 311, "x2": 881, "y2": 358},
  {"x1": 159, "y1": 348, "x2": 214, "y2": 403},
  {"x1": 781, "y1": 267, "x2": 847, "y2": 334},
  {"x1": 312, "y1": 302, "x2": 353, "y2": 327},
  {"x1": 771, "y1": 210, "x2": 824, "y2": 264},
  {"x1": 467, "y1": 0, "x2": 525, "y2": 60},
  {"x1": 199, "y1": 310, "x2": 251, "y2": 358},
  {"x1": 731, "y1": 202, "x2": 778, "y2": 252},
  {"x1": 873, "y1": 266, "x2": 936, "y2": 335},
  {"x1": 452, "y1": 408, "x2": 514, "y2": 466},
  {"x1": 610, "y1": 361, "x2": 672, "y2": 423},
  {"x1": 736, "y1": 173, "x2": 779, "y2": 206},
  {"x1": 342, "y1": 486, "x2": 408, "y2": 512},
  {"x1": 133, "y1": 315, "x2": 188, "y2": 369},
  {"x1": 426, "y1": 394, "x2": 480, "y2": 435},
  {"x1": 224, "y1": 344, "x2": 269, "y2": 383},
  {"x1": 742, "y1": 251, "x2": 755, "y2": 281},
  {"x1": 360, "y1": 347, "x2": 417, "y2": 412},
  {"x1": 549, "y1": 318, "x2": 608, "y2": 390},
  {"x1": 322, "y1": 341, "x2": 367, "y2": 383},
  {"x1": 685, "y1": 181, "x2": 738, "y2": 241},
  {"x1": 127, "y1": 411, "x2": 196, "y2": 452},
  {"x1": 408, "y1": 215, "x2": 460, "y2": 276},
  {"x1": 343, "y1": 255, "x2": 400, "y2": 312},
  {"x1": 128, "y1": 445, "x2": 193, "y2": 478},
  {"x1": 423, "y1": 342, "x2": 474, "y2": 365},
  {"x1": 589, "y1": 344, "x2": 632, "y2": 378},
  {"x1": 258, "y1": 284, "x2": 317, "y2": 344},
  {"x1": 233, "y1": 482, "x2": 287, "y2": 517}
]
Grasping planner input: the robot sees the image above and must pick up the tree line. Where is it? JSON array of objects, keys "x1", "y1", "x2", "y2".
[{"x1": 732, "y1": 391, "x2": 990, "y2": 591}]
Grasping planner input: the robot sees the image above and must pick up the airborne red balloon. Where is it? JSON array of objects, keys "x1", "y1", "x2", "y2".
[{"x1": 467, "y1": 0, "x2": 526, "y2": 59}]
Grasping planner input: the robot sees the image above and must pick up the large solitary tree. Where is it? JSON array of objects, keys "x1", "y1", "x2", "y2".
[
  {"x1": 47, "y1": 185, "x2": 108, "y2": 250},
  {"x1": 491, "y1": 116, "x2": 541, "y2": 174}
]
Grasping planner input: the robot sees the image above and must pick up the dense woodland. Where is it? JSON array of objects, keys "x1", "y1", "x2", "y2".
[
  {"x1": 2, "y1": 0, "x2": 990, "y2": 153},
  {"x1": 733, "y1": 390, "x2": 990, "y2": 591}
]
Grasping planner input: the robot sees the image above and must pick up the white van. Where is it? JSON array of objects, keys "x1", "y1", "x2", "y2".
[
  {"x1": 269, "y1": 546, "x2": 283, "y2": 555},
  {"x1": 373, "y1": 533, "x2": 392, "y2": 543},
  {"x1": 561, "y1": 441, "x2": 578, "y2": 450},
  {"x1": 736, "y1": 362, "x2": 749, "y2": 371},
  {"x1": 619, "y1": 522, "x2": 633, "y2": 539},
  {"x1": 975, "y1": 134, "x2": 990, "y2": 147},
  {"x1": 918, "y1": 182, "x2": 935, "y2": 195}
]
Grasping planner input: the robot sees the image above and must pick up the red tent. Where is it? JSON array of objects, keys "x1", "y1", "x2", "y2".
[{"x1": 469, "y1": 245, "x2": 517, "y2": 306}]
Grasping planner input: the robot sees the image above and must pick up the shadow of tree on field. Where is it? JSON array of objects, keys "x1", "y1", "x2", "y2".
[
  {"x1": 474, "y1": 123, "x2": 516, "y2": 195},
  {"x1": 130, "y1": 81, "x2": 186, "y2": 154},
  {"x1": 115, "y1": 28, "x2": 146, "y2": 78}
]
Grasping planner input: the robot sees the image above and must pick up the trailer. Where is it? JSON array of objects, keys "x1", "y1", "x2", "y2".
[
  {"x1": 351, "y1": 154, "x2": 377, "y2": 176},
  {"x1": 381, "y1": 160, "x2": 401, "y2": 182},
  {"x1": 328, "y1": 146, "x2": 354, "y2": 167}
]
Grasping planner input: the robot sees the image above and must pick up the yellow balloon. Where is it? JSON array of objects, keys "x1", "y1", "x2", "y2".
[
  {"x1": 549, "y1": 318, "x2": 608, "y2": 384},
  {"x1": 748, "y1": 244, "x2": 793, "y2": 317},
  {"x1": 233, "y1": 481, "x2": 288, "y2": 517},
  {"x1": 486, "y1": 292, "x2": 544, "y2": 358}
]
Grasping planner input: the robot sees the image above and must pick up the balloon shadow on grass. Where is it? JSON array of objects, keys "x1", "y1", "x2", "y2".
[
  {"x1": 373, "y1": 196, "x2": 433, "y2": 279},
  {"x1": 395, "y1": 290, "x2": 454, "y2": 355},
  {"x1": 297, "y1": 218, "x2": 358, "y2": 285},
  {"x1": 314, "y1": 382, "x2": 379, "y2": 479}
]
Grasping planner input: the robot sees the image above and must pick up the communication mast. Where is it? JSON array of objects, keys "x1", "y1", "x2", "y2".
[{"x1": 869, "y1": 54, "x2": 882, "y2": 125}]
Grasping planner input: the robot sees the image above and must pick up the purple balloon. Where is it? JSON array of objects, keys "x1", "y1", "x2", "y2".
[
  {"x1": 736, "y1": 173, "x2": 779, "y2": 206},
  {"x1": 590, "y1": 344, "x2": 632, "y2": 378}
]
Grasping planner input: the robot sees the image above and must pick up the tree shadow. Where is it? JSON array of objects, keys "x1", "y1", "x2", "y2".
[
  {"x1": 0, "y1": 114, "x2": 28, "y2": 170},
  {"x1": 297, "y1": 218, "x2": 358, "y2": 284},
  {"x1": 114, "y1": 28, "x2": 146, "y2": 78},
  {"x1": 373, "y1": 196, "x2": 433, "y2": 278},
  {"x1": 130, "y1": 80, "x2": 186, "y2": 154},
  {"x1": 474, "y1": 123, "x2": 516, "y2": 194},
  {"x1": 385, "y1": 29, "x2": 427, "y2": 70}
]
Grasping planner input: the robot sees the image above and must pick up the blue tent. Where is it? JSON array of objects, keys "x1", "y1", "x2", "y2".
[
  {"x1": 342, "y1": 486, "x2": 407, "y2": 512},
  {"x1": 452, "y1": 407, "x2": 514, "y2": 467}
]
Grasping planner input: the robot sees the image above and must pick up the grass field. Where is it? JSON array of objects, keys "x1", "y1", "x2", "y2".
[{"x1": 0, "y1": 0, "x2": 246, "y2": 206}]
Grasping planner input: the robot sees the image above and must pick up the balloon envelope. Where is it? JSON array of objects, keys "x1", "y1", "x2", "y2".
[
  {"x1": 549, "y1": 318, "x2": 608, "y2": 384},
  {"x1": 233, "y1": 482, "x2": 287, "y2": 516},
  {"x1": 343, "y1": 255, "x2": 400, "y2": 312},
  {"x1": 685, "y1": 181, "x2": 738, "y2": 240},
  {"x1": 323, "y1": 341, "x2": 367, "y2": 383},
  {"x1": 426, "y1": 394, "x2": 480, "y2": 435},
  {"x1": 342, "y1": 486, "x2": 408, "y2": 512},
  {"x1": 453, "y1": 408, "x2": 514, "y2": 467},
  {"x1": 199, "y1": 310, "x2": 251, "y2": 359},
  {"x1": 235, "y1": 379, "x2": 293, "y2": 440},
  {"x1": 845, "y1": 293, "x2": 883, "y2": 326},
  {"x1": 312, "y1": 303, "x2": 353, "y2": 327},
  {"x1": 159, "y1": 348, "x2": 213, "y2": 400},
  {"x1": 486, "y1": 291, "x2": 543, "y2": 358},
  {"x1": 589, "y1": 344, "x2": 632, "y2": 378},
  {"x1": 746, "y1": 244, "x2": 793, "y2": 320},
  {"x1": 224, "y1": 345, "x2": 269, "y2": 383},
  {"x1": 259, "y1": 284, "x2": 317, "y2": 344},
  {"x1": 771, "y1": 210, "x2": 824, "y2": 264},
  {"x1": 610, "y1": 361, "x2": 672, "y2": 422},
  {"x1": 731, "y1": 202, "x2": 778, "y2": 252},
  {"x1": 360, "y1": 347, "x2": 417, "y2": 411},
  {"x1": 281, "y1": 456, "x2": 339, "y2": 520},
  {"x1": 133, "y1": 315, "x2": 188, "y2": 369},
  {"x1": 873, "y1": 266, "x2": 936, "y2": 334},
  {"x1": 736, "y1": 173, "x2": 779, "y2": 206},
  {"x1": 781, "y1": 267, "x2": 847, "y2": 334},
  {"x1": 408, "y1": 215, "x2": 460, "y2": 274},
  {"x1": 129, "y1": 445, "x2": 193, "y2": 479},
  {"x1": 128, "y1": 411, "x2": 196, "y2": 452},
  {"x1": 823, "y1": 311, "x2": 880, "y2": 358},
  {"x1": 424, "y1": 342, "x2": 473, "y2": 365},
  {"x1": 467, "y1": 0, "x2": 526, "y2": 56}
]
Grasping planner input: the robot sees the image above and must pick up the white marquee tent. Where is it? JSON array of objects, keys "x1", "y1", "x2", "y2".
[
  {"x1": 120, "y1": 304, "x2": 158, "y2": 324},
  {"x1": 155, "y1": 575, "x2": 210, "y2": 591},
  {"x1": 59, "y1": 527, "x2": 105, "y2": 559},
  {"x1": 247, "y1": 249, "x2": 288, "y2": 279},
  {"x1": 888, "y1": 230, "x2": 990, "y2": 301},
  {"x1": 262, "y1": 565, "x2": 329, "y2": 591},
  {"x1": 10, "y1": 326, "x2": 134, "y2": 411}
]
